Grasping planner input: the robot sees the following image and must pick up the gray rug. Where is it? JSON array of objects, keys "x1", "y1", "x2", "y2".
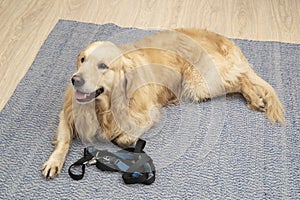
[{"x1": 0, "y1": 20, "x2": 299, "y2": 199}]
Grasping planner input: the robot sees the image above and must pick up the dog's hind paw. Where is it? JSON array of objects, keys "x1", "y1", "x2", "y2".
[{"x1": 247, "y1": 97, "x2": 266, "y2": 112}]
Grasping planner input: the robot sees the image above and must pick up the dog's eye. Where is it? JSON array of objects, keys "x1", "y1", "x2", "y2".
[
  {"x1": 80, "y1": 56, "x2": 85, "y2": 63},
  {"x1": 98, "y1": 63, "x2": 108, "y2": 69}
]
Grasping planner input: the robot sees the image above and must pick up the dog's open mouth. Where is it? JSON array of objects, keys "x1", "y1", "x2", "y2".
[{"x1": 75, "y1": 87, "x2": 104, "y2": 103}]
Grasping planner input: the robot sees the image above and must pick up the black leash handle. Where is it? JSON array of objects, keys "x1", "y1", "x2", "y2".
[{"x1": 68, "y1": 154, "x2": 94, "y2": 180}]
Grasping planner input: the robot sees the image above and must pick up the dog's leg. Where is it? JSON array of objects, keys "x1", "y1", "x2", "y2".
[
  {"x1": 109, "y1": 106, "x2": 159, "y2": 147},
  {"x1": 42, "y1": 110, "x2": 72, "y2": 179},
  {"x1": 239, "y1": 70, "x2": 285, "y2": 124}
]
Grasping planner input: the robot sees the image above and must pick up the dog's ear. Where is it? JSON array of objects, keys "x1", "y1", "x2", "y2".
[
  {"x1": 119, "y1": 55, "x2": 137, "y2": 99},
  {"x1": 120, "y1": 54, "x2": 135, "y2": 72},
  {"x1": 123, "y1": 70, "x2": 128, "y2": 99},
  {"x1": 112, "y1": 67, "x2": 129, "y2": 100}
]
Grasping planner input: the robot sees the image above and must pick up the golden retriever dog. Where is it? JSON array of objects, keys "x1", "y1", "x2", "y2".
[{"x1": 42, "y1": 29, "x2": 284, "y2": 178}]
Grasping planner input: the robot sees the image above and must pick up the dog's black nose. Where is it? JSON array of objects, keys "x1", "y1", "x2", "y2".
[{"x1": 71, "y1": 75, "x2": 85, "y2": 87}]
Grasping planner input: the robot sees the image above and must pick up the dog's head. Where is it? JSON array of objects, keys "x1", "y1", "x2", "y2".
[{"x1": 71, "y1": 41, "x2": 124, "y2": 103}]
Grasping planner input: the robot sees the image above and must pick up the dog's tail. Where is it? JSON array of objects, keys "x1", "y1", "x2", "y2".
[{"x1": 241, "y1": 70, "x2": 285, "y2": 124}]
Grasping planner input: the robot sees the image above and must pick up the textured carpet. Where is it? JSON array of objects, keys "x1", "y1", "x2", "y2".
[{"x1": 0, "y1": 20, "x2": 299, "y2": 199}]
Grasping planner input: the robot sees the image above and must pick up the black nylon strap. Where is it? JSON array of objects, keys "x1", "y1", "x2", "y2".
[
  {"x1": 68, "y1": 154, "x2": 94, "y2": 180},
  {"x1": 134, "y1": 139, "x2": 146, "y2": 153}
]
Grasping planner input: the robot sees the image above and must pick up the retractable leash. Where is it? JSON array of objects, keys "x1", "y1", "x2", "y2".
[{"x1": 68, "y1": 139, "x2": 155, "y2": 185}]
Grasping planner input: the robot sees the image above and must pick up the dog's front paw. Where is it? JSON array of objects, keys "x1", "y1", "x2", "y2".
[
  {"x1": 114, "y1": 133, "x2": 138, "y2": 147},
  {"x1": 42, "y1": 157, "x2": 64, "y2": 179}
]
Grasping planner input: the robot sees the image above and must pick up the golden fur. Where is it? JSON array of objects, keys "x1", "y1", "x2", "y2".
[{"x1": 42, "y1": 29, "x2": 284, "y2": 178}]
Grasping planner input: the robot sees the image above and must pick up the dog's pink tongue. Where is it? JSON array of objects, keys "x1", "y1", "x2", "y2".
[{"x1": 75, "y1": 91, "x2": 88, "y2": 100}]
